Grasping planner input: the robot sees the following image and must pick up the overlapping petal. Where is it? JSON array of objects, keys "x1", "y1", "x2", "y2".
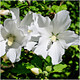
[
  {"x1": 24, "y1": 41, "x2": 37, "y2": 51},
  {"x1": 0, "y1": 24, "x2": 4, "y2": 41},
  {"x1": 0, "y1": 41, "x2": 6, "y2": 57},
  {"x1": 10, "y1": 8, "x2": 20, "y2": 26},
  {"x1": 48, "y1": 41, "x2": 65, "y2": 65},
  {"x1": 37, "y1": 14, "x2": 53, "y2": 36},
  {"x1": 6, "y1": 47, "x2": 21, "y2": 63},
  {"x1": 1, "y1": 27, "x2": 9, "y2": 40},
  {"x1": 4, "y1": 19, "x2": 17, "y2": 35},
  {"x1": 34, "y1": 37, "x2": 50, "y2": 59},
  {"x1": 57, "y1": 30, "x2": 79, "y2": 47},
  {"x1": 6, "y1": 48, "x2": 16, "y2": 63},
  {"x1": 37, "y1": 14, "x2": 51, "y2": 28},
  {"x1": 4, "y1": 19, "x2": 25, "y2": 45},
  {"x1": 51, "y1": 10, "x2": 71, "y2": 35},
  {"x1": 15, "y1": 47, "x2": 22, "y2": 62},
  {"x1": 20, "y1": 11, "x2": 34, "y2": 26}
]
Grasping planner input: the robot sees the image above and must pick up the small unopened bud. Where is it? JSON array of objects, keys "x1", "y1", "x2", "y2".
[
  {"x1": 0, "y1": 69, "x2": 4, "y2": 73},
  {"x1": 31, "y1": 68, "x2": 39, "y2": 75},
  {"x1": 19, "y1": 0, "x2": 25, "y2": 2},
  {"x1": 0, "y1": 10, "x2": 10, "y2": 15}
]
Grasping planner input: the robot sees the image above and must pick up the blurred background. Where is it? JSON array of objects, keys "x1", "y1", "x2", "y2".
[{"x1": 0, "y1": 0, "x2": 79, "y2": 79}]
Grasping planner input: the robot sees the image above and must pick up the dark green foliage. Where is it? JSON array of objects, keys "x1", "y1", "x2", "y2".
[{"x1": 1, "y1": 0, "x2": 79, "y2": 79}]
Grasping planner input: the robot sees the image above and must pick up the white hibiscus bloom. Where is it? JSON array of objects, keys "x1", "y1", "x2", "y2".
[
  {"x1": 0, "y1": 19, "x2": 25, "y2": 63},
  {"x1": 34, "y1": 10, "x2": 79, "y2": 65},
  {"x1": 10, "y1": 8, "x2": 40, "y2": 51},
  {"x1": 0, "y1": 8, "x2": 34, "y2": 63}
]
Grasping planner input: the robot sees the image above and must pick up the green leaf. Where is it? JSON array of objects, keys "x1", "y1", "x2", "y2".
[
  {"x1": 1, "y1": 2, "x2": 11, "y2": 8},
  {"x1": 65, "y1": 72, "x2": 70, "y2": 76},
  {"x1": 1, "y1": 62, "x2": 8, "y2": 66},
  {"x1": 52, "y1": 74, "x2": 60, "y2": 78},
  {"x1": 31, "y1": 55, "x2": 42, "y2": 68},
  {"x1": 11, "y1": 63, "x2": 31, "y2": 74},
  {"x1": 46, "y1": 66, "x2": 52, "y2": 72},
  {"x1": 53, "y1": 64, "x2": 67, "y2": 72},
  {"x1": 26, "y1": 63, "x2": 34, "y2": 69},
  {"x1": 60, "y1": 5, "x2": 67, "y2": 10},
  {"x1": 52, "y1": 4, "x2": 67, "y2": 13},
  {"x1": 45, "y1": 56, "x2": 51, "y2": 64},
  {"x1": 66, "y1": 1, "x2": 75, "y2": 7}
]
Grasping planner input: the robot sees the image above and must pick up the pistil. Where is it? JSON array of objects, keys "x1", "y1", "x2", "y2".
[
  {"x1": 28, "y1": 30, "x2": 32, "y2": 33},
  {"x1": 51, "y1": 35, "x2": 56, "y2": 42},
  {"x1": 8, "y1": 36, "x2": 14, "y2": 46}
]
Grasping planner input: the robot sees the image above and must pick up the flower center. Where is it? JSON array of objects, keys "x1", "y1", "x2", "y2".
[
  {"x1": 51, "y1": 35, "x2": 56, "y2": 42},
  {"x1": 8, "y1": 36, "x2": 14, "y2": 46},
  {"x1": 28, "y1": 30, "x2": 32, "y2": 33}
]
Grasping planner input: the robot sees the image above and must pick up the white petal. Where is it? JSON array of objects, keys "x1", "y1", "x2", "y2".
[
  {"x1": 0, "y1": 24, "x2": 3, "y2": 29},
  {"x1": 38, "y1": 27, "x2": 52, "y2": 37},
  {"x1": 4, "y1": 19, "x2": 17, "y2": 34},
  {"x1": 11, "y1": 42, "x2": 20, "y2": 49},
  {"x1": 15, "y1": 47, "x2": 22, "y2": 62},
  {"x1": 0, "y1": 41, "x2": 6, "y2": 57},
  {"x1": 29, "y1": 23, "x2": 40, "y2": 37},
  {"x1": 57, "y1": 30, "x2": 79, "y2": 47},
  {"x1": 58, "y1": 39, "x2": 68, "y2": 49},
  {"x1": 4, "y1": 19, "x2": 25, "y2": 44},
  {"x1": 34, "y1": 37, "x2": 50, "y2": 59},
  {"x1": 30, "y1": 36, "x2": 40, "y2": 42},
  {"x1": 24, "y1": 42, "x2": 37, "y2": 51},
  {"x1": 20, "y1": 11, "x2": 33, "y2": 26},
  {"x1": 51, "y1": 10, "x2": 71, "y2": 35},
  {"x1": 6, "y1": 48, "x2": 16, "y2": 63},
  {"x1": 0, "y1": 24, "x2": 4, "y2": 41},
  {"x1": 10, "y1": 8, "x2": 20, "y2": 26},
  {"x1": 14, "y1": 30, "x2": 25, "y2": 45},
  {"x1": 6, "y1": 47, "x2": 21, "y2": 63},
  {"x1": 37, "y1": 14, "x2": 53, "y2": 35},
  {"x1": 38, "y1": 14, "x2": 51, "y2": 28},
  {"x1": 48, "y1": 41, "x2": 65, "y2": 65},
  {"x1": 1, "y1": 27, "x2": 9, "y2": 40},
  {"x1": 19, "y1": 25, "x2": 28, "y2": 35}
]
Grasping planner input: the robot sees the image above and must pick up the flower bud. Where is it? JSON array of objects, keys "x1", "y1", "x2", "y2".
[
  {"x1": 19, "y1": 0, "x2": 25, "y2": 2},
  {"x1": 0, "y1": 10, "x2": 10, "y2": 15},
  {"x1": 31, "y1": 68, "x2": 39, "y2": 75}
]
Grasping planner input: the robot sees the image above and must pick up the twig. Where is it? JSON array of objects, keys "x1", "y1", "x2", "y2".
[
  {"x1": 1, "y1": 63, "x2": 14, "y2": 68},
  {"x1": 60, "y1": 1, "x2": 64, "y2": 6}
]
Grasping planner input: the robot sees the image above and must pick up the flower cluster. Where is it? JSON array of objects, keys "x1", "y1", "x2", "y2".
[{"x1": 0, "y1": 8, "x2": 79, "y2": 65}]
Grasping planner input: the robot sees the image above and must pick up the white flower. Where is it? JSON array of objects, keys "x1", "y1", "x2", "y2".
[
  {"x1": 0, "y1": 10, "x2": 10, "y2": 15},
  {"x1": 34, "y1": 10, "x2": 79, "y2": 65},
  {"x1": 0, "y1": 19, "x2": 25, "y2": 63},
  {"x1": 0, "y1": 8, "x2": 38, "y2": 63},
  {"x1": 23, "y1": 14, "x2": 40, "y2": 51},
  {"x1": 10, "y1": 8, "x2": 40, "y2": 51},
  {"x1": 31, "y1": 68, "x2": 39, "y2": 75}
]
